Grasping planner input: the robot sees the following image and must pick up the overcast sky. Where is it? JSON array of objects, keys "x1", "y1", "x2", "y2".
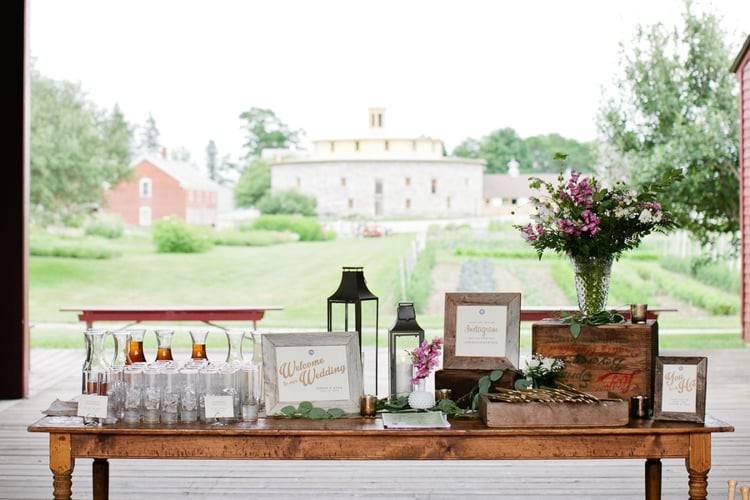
[{"x1": 30, "y1": 0, "x2": 749, "y2": 164}]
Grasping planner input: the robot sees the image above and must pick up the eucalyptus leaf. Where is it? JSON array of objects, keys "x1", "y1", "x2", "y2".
[
  {"x1": 514, "y1": 378, "x2": 532, "y2": 390},
  {"x1": 297, "y1": 401, "x2": 313, "y2": 414},
  {"x1": 280, "y1": 405, "x2": 297, "y2": 417},
  {"x1": 471, "y1": 393, "x2": 480, "y2": 410},
  {"x1": 570, "y1": 323, "x2": 582, "y2": 339},
  {"x1": 478, "y1": 377, "x2": 491, "y2": 394},
  {"x1": 327, "y1": 408, "x2": 346, "y2": 418},
  {"x1": 489, "y1": 369, "x2": 504, "y2": 382},
  {"x1": 308, "y1": 407, "x2": 329, "y2": 419}
]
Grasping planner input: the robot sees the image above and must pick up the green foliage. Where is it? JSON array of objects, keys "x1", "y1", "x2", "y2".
[
  {"x1": 239, "y1": 107, "x2": 302, "y2": 159},
  {"x1": 152, "y1": 217, "x2": 213, "y2": 253},
  {"x1": 454, "y1": 128, "x2": 529, "y2": 173},
  {"x1": 139, "y1": 113, "x2": 160, "y2": 153},
  {"x1": 658, "y1": 257, "x2": 740, "y2": 294},
  {"x1": 211, "y1": 229, "x2": 297, "y2": 247},
  {"x1": 84, "y1": 215, "x2": 124, "y2": 239},
  {"x1": 170, "y1": 146, "x2": 191, "y2": 162},
  {"x1": 405, "y1": 243, "x2": 437, "y2": 313},
  {"x1": 205, "y1": 140, "x2": 220, "y2": 183},
  {"x1": 278, "y1": 401, "x2": 345, "y2": 419},
  {"x1": 30, "y1": 242, "x2": 118, "y2": 260},
  {"x1": 31, "y1": 69, "x2": 133, "y2": 219},
  {"x1": 525, "y1": 134, "x2": 597, "y2": 172},
  {"x1": 598, "y1": 3, "x2": 739, "y2": 248},
  {"x1": 234, "y1": 159, "x2": 271, "y2": 207},
  {"x1": 251, "y1": 214, "x2": 329, "y2": 242},
  {"x1": 257, "y1": 190, "x2": 317, "y2": 216},
  {"x1": 561, "y1": 310, "x2": 625, "y2": 338}
]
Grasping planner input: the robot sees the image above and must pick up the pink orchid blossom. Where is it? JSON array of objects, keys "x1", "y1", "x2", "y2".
[{"x1": 410, "y1": 337, "x2": 443, "y2": 383}]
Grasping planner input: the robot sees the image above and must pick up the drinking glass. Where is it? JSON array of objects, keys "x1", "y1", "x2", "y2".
[
  {"x1": 239, "y1": 365, "x2": 258, "y2": 423},
  {"x1": 199, "y1": 365, "x2": 219, "y2": 423},
  {"x1": 127, "y1": 329, "x2": 148, "y2": 363},
  {"x1": 123, "y1": 365, "x2": 143, "y2": 424},
  {"x1": 103, "y1": 367, "x2": 123, "y2": 424},
  {"x1": 250, "y1": 332, "x2": 265, "y2": 412},
  {"x1": 155, "y1": 329, "x2": 175, "y2": 362},
  {"x1": 161, "y1": 366, "x2": 180, "y2": 424},
  {"x1": 142, "y1": 366, "x2": 162, "y2": 423},
  {"x1": 82, "y1": 369, "x2": 109, "y2": 425},
  {"x1": 179, "y1": 367, "x2": 199, "y2": 423},
  {"x1": 219, "y1": 365, "x2": 239, "y2": 424},
  {"x1": 189, "y1": 330, "x2": 209, "y2": 361}
]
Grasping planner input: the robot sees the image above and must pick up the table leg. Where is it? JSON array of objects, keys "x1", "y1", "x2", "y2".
[
  {"x1": 93, "y1": 458, "x2": 109, "y2": 500},
  {"x1": 645, "y1": 458, "x2": 662, "y2": 500},
  {"x1": 686, "y1": 433, "x2": 711, "y2": 500},
  {"x1": 49, "y1": 434, "x2": 74, "y2": 500}
]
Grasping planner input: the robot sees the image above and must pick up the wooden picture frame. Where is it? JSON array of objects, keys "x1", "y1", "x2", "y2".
[
  {"x1": 653, "y1": 356, "x2": 707, "y2": 423},
  {"x1": 262, "y1": 331, "x2": 363, "y2": 415},
  {"x1": 443, "y1": 292, "x2": 521, "y2": 370}
]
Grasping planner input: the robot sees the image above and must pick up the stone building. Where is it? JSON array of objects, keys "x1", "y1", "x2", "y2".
[{"x1": 270, "y1": 108, "x2": 485, "y2": 218}]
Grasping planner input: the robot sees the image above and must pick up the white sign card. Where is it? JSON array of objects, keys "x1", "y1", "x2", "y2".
[
  {"x1": 77, "y1": 394, "x2": 109, "y2": 419},
  {"x1": 275, "y1": 345, "x2": 350, "y2": 402},
  {"x1": 660, "y1": 364, "x2": 698, "y2": 413},
  {"x1": 204, "y1": 395, "x2": 235, "y2": 418},
  {"x1": 454, "y1": 305, "x2": 508, "y2": 357}
]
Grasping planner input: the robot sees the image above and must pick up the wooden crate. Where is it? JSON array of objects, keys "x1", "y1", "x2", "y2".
[
  {"x1": 435, "y1": 369, "x2": 518, "y2": 408},
  {"x1": 531, "y1": 320, "x2": 658, "y2": 407},
  {"x1": 478, "y1": 394, "x2": 629, "y2": 428}
]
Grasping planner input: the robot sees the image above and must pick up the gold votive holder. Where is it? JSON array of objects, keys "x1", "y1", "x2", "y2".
[
  {"x1": 630, "y1": 304, "x2": 648, "y2": 323},
  {"x1": 360, "y1": 395, "x2": 377, "y2": 418},
  {"x1": 630, "y1": 395, "x2": 650, "y2": 419},
  {"x1": 435, "y1": 389, "x2": 452, "y2": 401}
]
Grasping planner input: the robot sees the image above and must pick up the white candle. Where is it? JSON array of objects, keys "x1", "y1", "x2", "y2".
[{"x1": 396, "y1": 352, "x2": 413, "y2": 395}]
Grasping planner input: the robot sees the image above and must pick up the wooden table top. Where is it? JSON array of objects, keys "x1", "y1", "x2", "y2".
[{"x1": 28, "y1": 415, "x2": 733, "y2": 436}]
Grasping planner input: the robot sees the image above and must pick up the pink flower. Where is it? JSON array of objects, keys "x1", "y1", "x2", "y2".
[
  {"x1": 561, "y1": 171, "x2": 594, "y2": 207},
  {"x1": 557, "y1": 218, "x2": 580, "y2": 236},
  {"x1": 410, "y1": 337, "x2": 443, "y2": 383},
  {"x1": 580, "y1": 209, "x2": 601, "y2": 236},
  {"x1": 520, "y1": 224, "x2": 538, "y2": 242}
]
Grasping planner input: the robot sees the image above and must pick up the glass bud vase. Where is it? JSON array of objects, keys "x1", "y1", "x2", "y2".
[
  {"x1": 250, "y1": 332, "x2": 265, "y2": 413},
  {"x1": 155, "y1": 329, "x2": 175, "y2": 362},
  {"x1": 570, "y1": 254, "x2": 613, "y2": 316},
  {"x1": 408, "y1": 378, "x2": 435, "y2": 410}
]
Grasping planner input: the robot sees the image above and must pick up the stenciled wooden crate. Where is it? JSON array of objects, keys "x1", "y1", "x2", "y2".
[
  {"x1": 531, "y1": 320, "x2": 658, "y2": 407},
  {"x1": 478, "y1": 394, "x2": 629, "y2": 428}
]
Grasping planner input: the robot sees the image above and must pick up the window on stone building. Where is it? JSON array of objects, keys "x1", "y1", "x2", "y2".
[
  {"x1": 431, "y1": 178, "x2": 437, "y2": 194},
  {"x1": 330, "y1": 142, "x2": 335, "y2": 152},
  {"x1": 355, "y1": 141, "x2": 360, "y2": 151},
  {"x1": 384, "y1": 140, "x2": 389, "y2": 151},
  {"x1": 405, "y1": 177, "x2": 411, "y2": 187},
  {"x1": 347, "y1": 198, "x2": 353, "y2": 209},
  {"x1": 341, "y1": 177, "x2": 347, "y2": 187},
  {"x1": 296, "y1": 177, "x2": 301, "y2": 188},
  {"x1": 446, "y1": 196, "x2": 451, "y2": 209},
  {"x1": 405, "y1": 198, "x2": 411, "y2": 209},
  {"x1": 139, "y1": 177, "x2": 152, "y2": 198}
]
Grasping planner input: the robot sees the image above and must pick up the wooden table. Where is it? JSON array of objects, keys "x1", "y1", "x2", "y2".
[
  {"x1": 60, "y1": 305, "x2": 283, "y2": 330},
  {"x1": 28, "y1": 415, "x2": 732, "y2": 500}
]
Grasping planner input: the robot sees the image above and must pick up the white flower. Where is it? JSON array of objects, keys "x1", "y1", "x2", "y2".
[
  {"x1": 541, "y1": 357, "x2": 555, "y2": 372},
  {"x1": 652, "y1": 211, "x2": 662, "y2": 223},
  {"x1": 638, "y1": 209, "x2": 653, "y2": 224},
  {"x1": 526, "y1": 357, "x2": 541, "y2": 369}
]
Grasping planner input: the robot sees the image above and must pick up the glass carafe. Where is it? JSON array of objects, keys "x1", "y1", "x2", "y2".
[
  {"x1": 155, "y1": 329, "x2": 175, "y2": 361},
  {"x1": 189, "y1": 330, "x2": 209, "y2": 361},
  {"x1": 111, "y1": 331, "x2": 131, "y2": 367},
  {"x1": 81, "y1": 329, "x2": 109, "y2": 394},
  {"x1": 127, "y1": 329, "x2": 148, "y2": 363},
  {"x1": 225, "y1": 329, "x2": 245, "y2": 365}
]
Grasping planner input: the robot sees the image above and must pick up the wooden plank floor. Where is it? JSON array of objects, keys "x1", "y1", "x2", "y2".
[{"x1": 1, "y1": 347, "x2": 748, "y2": 499}]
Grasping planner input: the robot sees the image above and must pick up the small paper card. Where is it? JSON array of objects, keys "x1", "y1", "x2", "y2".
[
  {"x1": 455, "y1": 305, "x2": 508, "y2": 357},
  {"x1": 661, "y1": 364, "x2": 698, "y2": 413},
  {"x1": 204, "y1": 395, "x2": 235, "y2": 418},
  {"x1": 382, "y1": 411, "x2": 451, "y2": 429},
  {"x1": 77, "y1": 395, "x2": 109, "y2": 418}
]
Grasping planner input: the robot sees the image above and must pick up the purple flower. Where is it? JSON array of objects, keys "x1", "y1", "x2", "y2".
[
  {"x1": 561, "y1": 171, "x2": 594, "y2": 207},
  {"x1": 520, "y1": 224, "x2": 538, "y2": 242},
  {"x1": 410, "y1": 337, "x2": 443, "y2": 383},
  {"x1": 557, "y1": 218, "x2": 580, "y2": 235},
  {"x1": 580, "y1": 209, "x2": 601, "y2": 236}
]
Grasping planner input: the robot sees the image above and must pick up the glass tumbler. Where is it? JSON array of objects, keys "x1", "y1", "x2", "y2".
[
  {"x1": 161, "y1": 366, "x2": 180, "y2": 424},
  {"x1": 219, "y1": 365, "x2": 239, "y2": 424},
  {"x1": 103, "y1": 367, "x2": 123, "y2": 424},
  {"x1": 189, "y1": 330, "x2": 209, "y2": 361},
  {"x1": 155, "y1": 329, "x2": 175, "y2": 362},
  {"x1": 199, "y1": 365, "x2": 219, "y2": 423},
  {"x1": 123, "y1": 365, "x2": 143, "y2": 424},
  {"x1": 239, "y1": 365, "x2": 258, "y2": 423},
  {"x1": 179, "y1": 368, "x2": 199, "y2": 423},
  {"x1": 142, "y1": 366, "x2": 162, "y2": 423}
]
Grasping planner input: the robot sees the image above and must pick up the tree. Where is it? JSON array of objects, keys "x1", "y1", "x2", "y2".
[
  {"x1": 239, "y1": 107, "x2": 301, "y2": 159},
  {"x1": 598, "y1": 2, "x2": 739, "y2": 248},
  {"x1": 139, "y1": 113, "x2": 161, "y2": 154},
  {"x1": 30, "y1": 69, "x2": 133, "y2": 219},
  {"x1": 234, "y1": 159, "x2": 271, "y2": 207},
  {"x1": 453, "y1": 128, "x2": 531, "y2": 173},
  {"x1": 205, "y1": 140, "x2": 219, "y2": 182},
  {"x1": 170, "y1": 146, "x2": 191, "y2": 162},
  {"x1": 257, "y1": 190, "x2": 317, "y2": 216},
  {"x1": 525, "y1": 134, "x2": 598, "y2": 173}
]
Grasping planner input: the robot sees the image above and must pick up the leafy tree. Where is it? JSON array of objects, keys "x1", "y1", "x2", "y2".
[
  {"x1": 257, "y1": 190, "x2": 317, "y2": 216},
  {"x1": 234, "y1": 159, "x2": 271, "y2": 207},
  {"x1": 205, "y1": 140, "x2": 219, "y2": 182},
  {"x1": 525, "y1": 134, "x2": 597, "y2": 173},
  {"x1": 453, "y1": 128, "x2": 531, "y2": 173},
  {"x1": 30, "y1": 69, "x2": 132, "y2": 219},
  {"x1": 239, "y1": 107, "x2": 301, "y2": 159},
  {"x1": 170, "y1": 146, "x2": 191, "y2": 162},
  {"x1": 139, "y1": 113, "x2": 161, "y2": 154},
  {"x1": 598, "y1": 3, "x2": 739, "y2": 248}
]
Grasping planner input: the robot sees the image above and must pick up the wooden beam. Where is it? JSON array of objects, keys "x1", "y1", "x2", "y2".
[{"x1": 0, "y1": 0, "x2": 29, "y2": 399}]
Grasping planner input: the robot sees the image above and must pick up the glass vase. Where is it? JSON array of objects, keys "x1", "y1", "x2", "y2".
[
  {"x1": 155, "y1": 329, "x2": 175, "y2": 362},
  {"x1": 570, "y1": 254, "x2": 613, "y2": 316},
  {"x1": 250, "y1": 332, "x2": 265, "y2": 413},
  {"x1": 408, "y1": 378, "x2": 435, "y2": 410},
  {"x1": 225, "y1": 329, "x2": 245, "y2": 365},
  {"x1": 81, "y1": 329, "x2": 109, "y2": 394},
  {"x1": 189, "y1": 330, "x2": 209, "y2": 361},
  {"x1": 127, "y1": 329, "x2": 148, "y2": 364},
  {"x1": 111, "y1": 331, "x2": 131, "y2": 367}
]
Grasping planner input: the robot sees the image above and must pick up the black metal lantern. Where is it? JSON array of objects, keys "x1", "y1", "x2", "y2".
[
  {"x1": 388, "y1": 302, "x2": 425, "y2": 400},
  {"x1": 327, "y1": 267, "x2": 379, "y2": 393}
]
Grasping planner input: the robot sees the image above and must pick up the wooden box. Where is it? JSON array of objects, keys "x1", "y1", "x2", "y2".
[
  {"x1": 478, "y1": 394, "x2": 629, "y2": 428},
  {"x1": 435, "y1": 369, "x2": 518, "y2": 408},
  {"x1": 531, "y1": 320, "x2": 658, "y2": 407}
]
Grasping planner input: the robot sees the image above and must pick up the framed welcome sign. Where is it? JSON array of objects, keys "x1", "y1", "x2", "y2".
[
  {"x1": 262, "y1": 331, "x2": 363, "y2": 415},
  {"x1": 654, "y1": 356, "x2": 707, "y2": 423},
  {"x1": 443, "y1": 292, "x2": 521, "y2": 370}
]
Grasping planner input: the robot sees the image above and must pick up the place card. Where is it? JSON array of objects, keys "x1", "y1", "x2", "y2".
[
  {"x1": 654, "y1": 356, "x2": 707, "y2": 423},
  {"x1": 77, "y1": 395, "x2": 109, "y2": 419},
  {"x1": 204, "y1": 395, "x2": 235, "y2": 418}
]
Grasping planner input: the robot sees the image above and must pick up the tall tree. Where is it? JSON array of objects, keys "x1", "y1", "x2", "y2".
[
  {"x1": 598, "y1": 2, "x2": 739, "y2": 247},
  {"x1": 205, "y1": 139, "x2": 219, "y2": 182},
  {"x1": 453, "y1": 128, "x2": 531, "y2": 173},
  {"x1": 139, "y1": 113, "x2": 161, "y2": 154},
  {"x1": 170, "y1": 146, "x2": 191, "y2": 162},
  {"x1": 30, "y1": 69, "x2": 133, "y2": 218},
  {"x1": 234, "y1": 159, "x2": 271, "y2": 207},
  {"x1": 525, "y1": 134, "x2": 598, "y2": 173},
  {"x1": 239, "y1": 107, "x2": 301, "y2": 159}
]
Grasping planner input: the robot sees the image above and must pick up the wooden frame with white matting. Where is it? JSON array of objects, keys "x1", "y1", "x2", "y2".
[
  {"x1": 654, "y1": 356, "x2": 707, "y2": 424},
  {"x1": 262, "y1": 331, "x2": 363, "y2": 415},
  {"x1": 443, "y1": 292, "x2": 521, "y2": 370}
]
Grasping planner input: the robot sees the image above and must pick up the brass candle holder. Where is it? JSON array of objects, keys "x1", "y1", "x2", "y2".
[
  {"x1": 435, "y1": 389, "x2": 452, "y2": 402},
  {"x1": 630, "y1": 304, "x2": 648, "y2": 323},
  {"x1": 360, "y1": 395, "x2": 377, "y2": 418}
]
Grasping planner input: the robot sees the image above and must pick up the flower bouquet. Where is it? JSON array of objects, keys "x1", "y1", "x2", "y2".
[{"x1": 517, "y1": 164, "x2": 679, "y2": 316}]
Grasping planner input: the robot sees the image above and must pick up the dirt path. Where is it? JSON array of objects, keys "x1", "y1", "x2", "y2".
[{"x1": 426, "y1": 262, "x2": 461, "y2": 316}]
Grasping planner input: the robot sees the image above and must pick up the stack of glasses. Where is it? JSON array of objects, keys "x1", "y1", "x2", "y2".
[{"x1": 81, "y1": 328, "x2": 263, "y2": 425}]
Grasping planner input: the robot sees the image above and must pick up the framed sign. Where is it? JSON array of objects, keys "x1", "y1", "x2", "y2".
[
  {"x1": 654, "y1": 356, "x2": 707, "y2": 423},
  {"x1": 262, "y1": 331, "x2": 363, "y2": 415},
  {"x1": 443, "y1": 292, "x2": 521, "y2": 370}
]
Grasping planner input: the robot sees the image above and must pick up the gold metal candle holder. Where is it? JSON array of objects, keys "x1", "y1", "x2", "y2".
[
  {"x1": 630, "y1": 304, "x2": 648, "y2": 323},
  {"x1": 360, "y1": 395, "x2": 377, "y2": 418},
  {"x1": 435, "y1": 389, "x2": 452, "y2": 401}
]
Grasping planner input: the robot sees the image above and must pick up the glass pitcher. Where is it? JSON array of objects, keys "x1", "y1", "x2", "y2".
[
  {"x1": 111, "y1": 331, "x2": 131, "y2": 367},
  {"x1": 189, "y1": 330, "x2": 209, "y2": 361},
  {"x1": 155, "y1": 329, "x2": 175, "y2": 362},
  {"x1": 127, "y1": 329, "x2": 148, "y2": 363},
  {"x1": 225, "y1": 329, "x2": 246, "y2": 365},
  {"x1": 81, "y1": 329, "x2": 109, "y2": 394}
]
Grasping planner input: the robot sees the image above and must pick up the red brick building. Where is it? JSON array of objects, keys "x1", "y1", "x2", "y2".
[
  {"x1": 732, "y1": 35, "x2": 750, "y2": 342},
  {"x1": 105, "y1": 156, "x2": 220, "y2": 227}
]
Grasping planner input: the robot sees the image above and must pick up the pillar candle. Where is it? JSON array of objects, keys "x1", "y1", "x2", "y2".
[{"x1": 396, "y1": 352, "x2": 413, "y2": 395}]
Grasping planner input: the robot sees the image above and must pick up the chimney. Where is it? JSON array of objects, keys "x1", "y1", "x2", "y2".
[
  {"x1": 368, "y1": 107, "x2": 385, "y2": 130},
  {"x1": 160, "y1": 147, "x2": 167, "y2": 159}
]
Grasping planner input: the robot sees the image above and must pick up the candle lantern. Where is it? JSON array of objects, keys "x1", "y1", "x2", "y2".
[
  {"x1": 388, "y1": 302, "x2": 425, "y2": 400},
  {"x1": 327, "y1": 267, "x2": 379, "y2": 393}
]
